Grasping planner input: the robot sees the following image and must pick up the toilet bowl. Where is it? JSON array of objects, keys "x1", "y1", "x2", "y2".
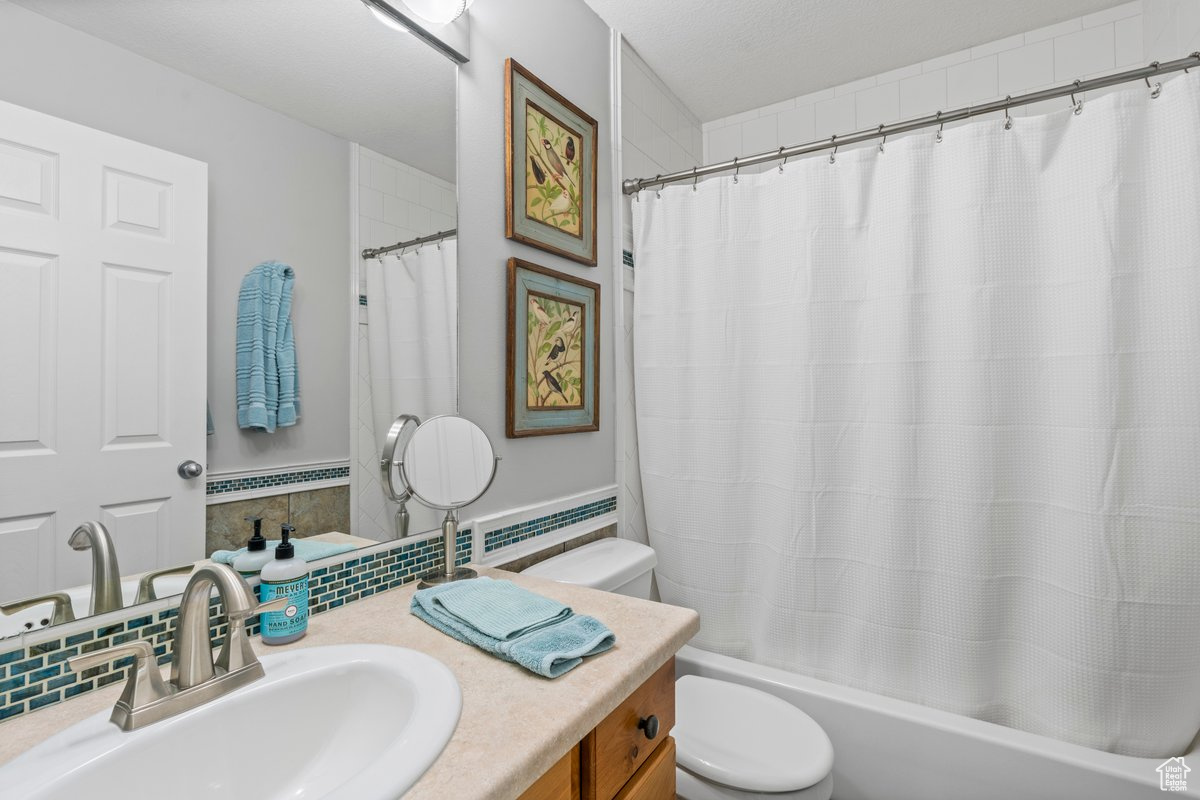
[{"x1": 522, "y1": 538, "x2": 834, "y2": 800}]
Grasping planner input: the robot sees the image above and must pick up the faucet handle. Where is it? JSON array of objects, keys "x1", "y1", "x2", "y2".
[
  {"x1": 0, "y1": 592, "x2": 76, "y2": 627},
  {"x1": 69, "y1": 640, "x2": 170, "y2": 730},
  {"x1": 134, "y1": 564, "x2": 196, "y2": 605},
  {"x1": 214, "y1": 594, "x2": 291, "y2": 676}
]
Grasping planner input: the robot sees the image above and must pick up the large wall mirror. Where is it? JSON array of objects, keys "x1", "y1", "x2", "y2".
[{"x1": 0, "y1": 0, "x2": 461, "y2": 640}]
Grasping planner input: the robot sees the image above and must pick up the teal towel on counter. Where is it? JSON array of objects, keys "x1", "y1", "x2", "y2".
[
  {"x1": 210, "y1": 539, "x2": 354, "y2": 566},
  {"x1": 411, "y1": 577, "x2": 616, "y2": 678},
  {"x1": 236, "y1": 261, "x2": 300, "y2": 432},
  {"x1": 431, "y1": 577, "x2": 572, "y2": 640}
]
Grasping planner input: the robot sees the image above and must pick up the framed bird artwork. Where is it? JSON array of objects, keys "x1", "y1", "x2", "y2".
[
  {"x1": 506, "y1": 258, "x2": 600, "y2": 437},
  {"x1": 505, "y1": 58, "x2": 598, "y2": 266}
]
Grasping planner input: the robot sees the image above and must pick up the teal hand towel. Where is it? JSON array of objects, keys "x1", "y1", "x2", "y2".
[
  {"x1": 411, "y1": 578, "x2": 616, "y2": 678},
  {"x1": 431, "y1": 577, "x2": 572, "y2": 640},
  {"x1": 236, "y1": 261, "x2": 300, "y2": 432},
  {"x1": 210, "y1": 539, "x2": 354, "y2": 566}
]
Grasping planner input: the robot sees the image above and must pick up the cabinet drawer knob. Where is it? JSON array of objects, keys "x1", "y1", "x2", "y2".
[{"x1": 637, "y1": 714, "x2": 660, "y2": 740}]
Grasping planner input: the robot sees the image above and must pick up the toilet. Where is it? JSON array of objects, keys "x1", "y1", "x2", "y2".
[{"x1": 523, "y1": 538, "x2": 834, "y2": 800}]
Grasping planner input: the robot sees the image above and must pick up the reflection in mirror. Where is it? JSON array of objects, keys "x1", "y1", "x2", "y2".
[
  {"x1": 395, "y1": 415, "x2": 499, "y2": 587},
  {"x1": 0, "y1": 0, "x2": 458, "y2": 638},
  {"x1": 402, "y1": 416, "x2": 498, "y2": 510}
]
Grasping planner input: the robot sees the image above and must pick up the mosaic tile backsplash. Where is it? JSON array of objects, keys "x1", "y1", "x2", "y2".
[
  {"x1": 206, "y1": 464, "x2": 351, "y2": 497},
  {"x1": 483, "y1": 496, "x2": 617, "y2": 553},
  {"x1": 0, "y1": 529, "x2": 471, "y2": 724}
]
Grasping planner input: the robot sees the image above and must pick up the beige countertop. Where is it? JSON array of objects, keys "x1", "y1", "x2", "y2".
[{"x1": 0, "y1": 566, "x2": 699, "y2": 799}]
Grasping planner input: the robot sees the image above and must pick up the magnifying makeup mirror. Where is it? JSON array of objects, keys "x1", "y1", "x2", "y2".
[{"x1": 383, "y1": 414, "x2": 500, "y2": 586}]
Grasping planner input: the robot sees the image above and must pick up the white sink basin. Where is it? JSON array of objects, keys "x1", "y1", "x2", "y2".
[
  {"x1": 1, "y1": 572, "x2": 195, "y2": 638},
  {"x1": 0, "y1": 644, "x2": 461, "y2": 800}
]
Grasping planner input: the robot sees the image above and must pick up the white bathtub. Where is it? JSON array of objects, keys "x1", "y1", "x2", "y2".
[{"x1": 675, "y1": 644, "x2": 1200, "y2": 800}]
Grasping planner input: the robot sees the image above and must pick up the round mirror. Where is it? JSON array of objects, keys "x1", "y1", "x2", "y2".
[{"x1": 400, "y1": 415, "x2": 498, "y2": 510}]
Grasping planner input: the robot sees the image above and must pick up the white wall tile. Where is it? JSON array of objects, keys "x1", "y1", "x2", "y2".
[
  {"x1": 1115, "y1": 15, "x2": 1145, "y2": 65},
  {"x1": 741, "y1": 114, "x2": 779, "y2": 154},
  {"x1": 998, "y1": 40, "x2": 1054, "y2": 95},
  {"x1": 707, "y1": 123, "x2": 743, "y2": 163},
  {"x1": 1055, "y1": 23, "x2": 1117, "y2": 80},
  {"x1": 778, "y1": 105, "x2": 816, "y2": 146},
  {"x1": 899, "y1": 70, "x2": 947, "y2": 117},
  {"x1": 814, "y1": 94, "x2": 856, "y2": 139},
  {"x1": 359, "y1": 185, "x2": 383, "y2": 222},
  {"x1": 855, "y1": 81, "x2": 901, "y2": 127},
  {"x1": 946, "y1": 55, "x2": 998, "y2": 105}
]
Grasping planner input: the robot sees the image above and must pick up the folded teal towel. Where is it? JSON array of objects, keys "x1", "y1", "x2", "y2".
[
  {"x1": 431, "y1": 577, "x2": 572, "y2": 640},
  {"x1": 210, "y1": 539, "x2": 354, "y2": 566},
  {"x1": 411, "y1": 578, "x2": 615, "y2": 678},
  {"x1": 236, "y1": 261, "x2": 300, "y2": 432}
]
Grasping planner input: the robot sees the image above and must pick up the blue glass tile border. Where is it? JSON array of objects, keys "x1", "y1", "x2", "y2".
[
  {"x1": 0, "y1": 528, "x2": 470, "y2": 726},
  {"x1": 622, "y1": 249, "x2": 634, "y2": 268},
  {"x1": 206, "y1": 464, "x2": 351, "y2": 497},
  {"x1": 483, "y1": 495, "x2": 617, "y2": 554}
]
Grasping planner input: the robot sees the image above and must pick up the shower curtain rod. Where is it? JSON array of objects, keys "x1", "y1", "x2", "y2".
[
  {"x1": 361, "y1": 228, "x2": 456, "y2": 260},
  {"x1": 623, "y1": 53, "x2": 1200, "y2": 195}
]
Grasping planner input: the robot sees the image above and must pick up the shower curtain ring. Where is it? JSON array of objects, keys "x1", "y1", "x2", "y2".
[
  {"x1": 1071, "y1": 80, "x2": 1083, "y2": 114},
  {"x1": 878, "y1": 125, "x2": 886, "y2": 153},
  {"x1": 778, "y1": 146, "x2": 787, "y2": 173},
  {"x1": 829, "y1": 135, "x2": 838, "y2": 164},
  {"x1": 1147, "y1": 62, "x2": 1163, "y2": 98},
  {"x1": 1003, "y1": 96, "x2": 1013, "y2": 130},
  {"x1": 935, "y1": 111, "x2": 944, "y2": 143},
  {"x1": 692, "y1": 166, "x2": 699, "y2": 191},
  {"x1": 732, "y1": 157, "x2": 740, "y2": 184}
]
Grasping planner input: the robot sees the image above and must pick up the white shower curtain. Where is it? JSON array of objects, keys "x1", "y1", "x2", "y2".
[
  {"x1": 632, "y1": 74, "x2": 1200, "y2": 757},
  {"x1": 365, "y1": 240, "x2": 458, "y2": 532}
]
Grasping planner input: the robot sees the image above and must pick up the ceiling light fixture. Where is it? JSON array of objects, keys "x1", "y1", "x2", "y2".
[
  {"x1": 360, "y1": 0, "x2": 472, "y2": 64},
  {"x1": 404, "y1": 0, "x2": 472, "y2": 25},
  {"x1": 362, "y1": 1, "x2": 408, "y2": 33}
]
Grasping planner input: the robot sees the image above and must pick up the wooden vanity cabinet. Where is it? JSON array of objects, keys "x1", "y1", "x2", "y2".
[{"x1": 519, "y1": 657, "x2": 676, "y2": 800}]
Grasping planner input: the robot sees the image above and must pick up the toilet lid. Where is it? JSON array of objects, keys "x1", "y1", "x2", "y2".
[{"x1": 674, "y1": 675, "x2": 834, "y2": 793}]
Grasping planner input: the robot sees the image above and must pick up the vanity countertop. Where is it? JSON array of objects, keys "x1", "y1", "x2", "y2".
[{"x1": 0, "y1": 566, "x2": 699, "y2": 799}]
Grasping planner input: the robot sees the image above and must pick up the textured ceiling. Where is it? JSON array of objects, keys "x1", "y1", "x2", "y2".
[
  {"x1": 9, "y1": 0, "x2": 457, "y2": 180},
  {"x1": 584, "y1": 0, "x2": 1125, "y2": 121}
]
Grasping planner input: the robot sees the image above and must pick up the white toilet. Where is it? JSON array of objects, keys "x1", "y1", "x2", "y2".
[{"x1": 523, "y1": 538, "x2": 834, "y2": 800}]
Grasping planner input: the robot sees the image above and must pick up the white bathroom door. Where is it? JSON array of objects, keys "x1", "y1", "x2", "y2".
[{"x1": 0, "y1": 99, "x2": 208, "y2": 598}]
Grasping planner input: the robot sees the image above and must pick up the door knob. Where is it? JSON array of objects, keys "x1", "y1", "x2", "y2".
[{"x1": 177, "y1": 460, "x2": 204, "y2": 479}]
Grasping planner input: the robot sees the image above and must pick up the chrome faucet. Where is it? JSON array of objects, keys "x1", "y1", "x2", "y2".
[
  {"x1": 68, "y1": 563, "x2": 288, "y2": 731},
  {"x1": 0, "y1": 592, "x2": 76, "y2": 628},
  {"x1": 68, "y1": 521, "x2": 123, "y2": 616}
]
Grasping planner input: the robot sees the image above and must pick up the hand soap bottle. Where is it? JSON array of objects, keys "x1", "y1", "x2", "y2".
[
  {"x1": 259, "y1": 524, "x2": 309, "y2": 645},
  {"x1": 232, "y1": 516, "x2": 273, "y2": 576}
]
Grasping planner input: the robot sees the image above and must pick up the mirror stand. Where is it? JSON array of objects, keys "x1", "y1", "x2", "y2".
[{"x1": 419, "y1": 509, "x2": 477, "y2": 588}]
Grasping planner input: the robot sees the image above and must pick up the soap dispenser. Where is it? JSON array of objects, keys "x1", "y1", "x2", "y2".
[
  {"x1": 232, "y1": 516, "x2": 273, "y2": 576},
  {"x1": 259, "y1": 524, "x2": 309, "y2": 645}
]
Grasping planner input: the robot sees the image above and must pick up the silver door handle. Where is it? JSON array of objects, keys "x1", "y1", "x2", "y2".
[{"x1": 177, "y1": 460, "x2": 204, "y2": 479}]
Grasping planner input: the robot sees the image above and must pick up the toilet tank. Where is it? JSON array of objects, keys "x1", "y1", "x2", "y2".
[{"x1": 521, "y1": 538, "x2": 657, "y2": 600}]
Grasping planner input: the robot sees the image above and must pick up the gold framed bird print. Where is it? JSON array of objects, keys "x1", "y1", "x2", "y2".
[
  {"x1": 507, "y1": 258, "x2": 600, "y2": 437},
  {"x1": 505, "y1": 58, "x2": 598, "y2": 266}
]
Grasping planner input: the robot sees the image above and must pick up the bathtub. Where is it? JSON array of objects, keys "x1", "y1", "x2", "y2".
[{"x1": 675, "y1": 644, "x2": 1200, "y2": 800}]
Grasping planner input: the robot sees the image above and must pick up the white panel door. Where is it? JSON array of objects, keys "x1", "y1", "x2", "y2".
[{"x1": 0, "y1": 99, "x2": 207, "y2": 599}]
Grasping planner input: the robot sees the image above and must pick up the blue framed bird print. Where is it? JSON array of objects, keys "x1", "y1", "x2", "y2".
[
  {"x1": 505, "y1": 58, "x2": 598, "y2": 266},
  {"x1": 507, "y1": 258, "x2": 600, "y2": 437}
]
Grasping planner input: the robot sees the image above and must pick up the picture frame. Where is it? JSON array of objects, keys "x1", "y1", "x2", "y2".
[
  {"x1": 505, "y1": 58, "x2": 598, "y2": 266},
  {"x1": 506, "y1": 258, "x2": 600, "y2": 437}
]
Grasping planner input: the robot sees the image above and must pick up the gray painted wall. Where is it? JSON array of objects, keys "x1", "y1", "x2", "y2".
[
  {"x1": 457, "y1": 0, "x2": 616, "y2": 518},
  {"x1": 0, "y1": 1, "x2": 350, "y2": 475}
]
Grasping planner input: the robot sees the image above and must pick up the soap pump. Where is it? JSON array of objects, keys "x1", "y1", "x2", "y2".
[
  {"x1": 232, "y1": 516, "x2": 273, "y2": 576},
  {"x1": 259, "y1": 524, "x2": 309, "y2": 645}
]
